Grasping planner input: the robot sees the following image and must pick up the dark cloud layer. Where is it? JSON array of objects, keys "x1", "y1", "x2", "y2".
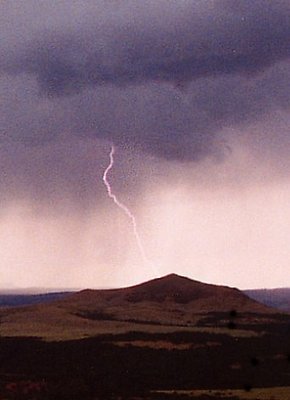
[
  {"x1": 1, "y1": 0, "x2": 290, "y2": 168},
  {"x1": 3, "y1": 1, "x2": 290, "y2": 92}
]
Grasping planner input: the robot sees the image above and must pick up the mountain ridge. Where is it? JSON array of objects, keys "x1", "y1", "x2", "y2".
[{"x1": 245, "y1": 288, "x2": 290, "y2": 312}]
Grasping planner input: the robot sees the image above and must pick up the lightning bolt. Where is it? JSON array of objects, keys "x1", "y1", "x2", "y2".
[{"x1": 103, "y1": 145, "x2": 152, "y2": 269}]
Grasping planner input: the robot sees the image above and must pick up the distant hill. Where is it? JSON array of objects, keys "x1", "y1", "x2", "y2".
[
  {"x1": 244, "y1": 288, "x2": 290, "y2": 313},
  {"x1": 1, "y1": 279, "x2": 289, "y2": 314},
  {"x1": 65, "y1": 273, "x2": 273, "y2": 314},
  {"x1": 0, "y1": 292, "x2": 73, "y2": 307},
  {"x1": 0, "y1": 273, "x2": 282, "y2": 340}
]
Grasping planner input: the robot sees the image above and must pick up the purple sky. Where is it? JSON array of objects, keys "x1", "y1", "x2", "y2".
[{"x1": 1, "y1": 1, "x2": 290, "y2": 290}]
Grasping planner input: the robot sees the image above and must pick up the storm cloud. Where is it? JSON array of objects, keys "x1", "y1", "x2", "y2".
[
  {"x1": 1, "y1": 1, "x2": 290, "y2": 289},
  {"x1": 1, "y1": 0, "x2": 290, "y2": 162},
  {"x1": 2, "y1": 1, "x2": 290, "y2": 89}
]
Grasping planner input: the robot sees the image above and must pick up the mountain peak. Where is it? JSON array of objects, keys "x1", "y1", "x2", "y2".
[
  {"x1": 121, "y1": 273, "x2": 228, "y2": 304},
  {"x1": 163, "y1": 273, "x2": 183, "y2": 278},
  {"x1": 135, "y1": 273, "x2": 200, "y2": 286},
  {"x1": 159, "y1": 273, "x2": 191, "y2": 281}
]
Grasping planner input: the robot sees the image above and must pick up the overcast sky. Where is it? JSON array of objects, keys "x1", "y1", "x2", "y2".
[{"x1": 1, "y1": 0, "x2": 290, "y2": 290}]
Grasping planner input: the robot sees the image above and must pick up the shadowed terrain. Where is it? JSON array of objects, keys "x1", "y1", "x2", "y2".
[{"x1": 0, "y1": 274, "x2": 289, "y2": 399}]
